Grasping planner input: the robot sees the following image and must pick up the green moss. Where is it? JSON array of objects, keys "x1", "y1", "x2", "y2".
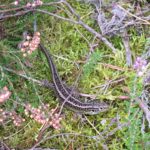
[{"x1": 0, "y1": 0, "x2": 149, "y2": 149}]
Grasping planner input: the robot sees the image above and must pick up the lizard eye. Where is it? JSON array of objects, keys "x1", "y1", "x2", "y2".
[{"x1": 89, "y1": 109, "x2": 100, "y2": 115}]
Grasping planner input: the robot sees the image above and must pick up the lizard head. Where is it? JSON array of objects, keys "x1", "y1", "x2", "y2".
[{"x1": 84, "y1": 102, "x2": 109, "y2": 115}]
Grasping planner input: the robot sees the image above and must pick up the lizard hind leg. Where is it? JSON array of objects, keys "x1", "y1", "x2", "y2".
[{"x1": 62, "y1": 82, "x2": 82, "y2": 99}]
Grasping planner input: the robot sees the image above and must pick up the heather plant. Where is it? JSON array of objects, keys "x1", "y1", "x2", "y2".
[{"x1": 0, "y1": 0, "x2": 150, "y2": 149}]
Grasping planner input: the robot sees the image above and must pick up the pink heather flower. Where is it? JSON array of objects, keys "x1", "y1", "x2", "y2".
[
  {"x1": 49, "y1": 113, "x2": 62, "y2": 130},
  {"x1": 25, "y1": 104, "x2": 48, "y2": 125},
  {"x1": 24, "y1": 103, "x2": 62, "y2": 130},
  {"x1": 12, "y1": 111, "x2": 25, "y2": 126},
  {"x1": 23, "y1": 41, "x2": 29, "y2": 47},
  {"x1": 19, "y1": 31, "x2": 40, "y2": 56},
  {"x1": 26, "y1": 35, "x2": 31, "y2": 40},
  {"x1": 26, "y1": 0, "x2": 43, "y2": 8},
  {"x1": 101, "y1": 119, "x2": 106, "y2": 126},
  {"x1": 0, "y1": 86, "x2": 11, "y2": 103},
  {"x1": 35, "y1": 32, "x2": 40, "y2": 36},
  {"x1": 133, "y1": 57, "x2": 147, "y2": 70},
  {"x1": 31, "y1": 2, "x2": 36, "y2": 7},
  {"x1": 23, "y1": 53, "x2": 27, "y2": 57},
  {"x1": 21, "y1": 48, "x2": 25, "y2": 52},
  {"x1": 133, "y1": 57, "x2": 147, "y2": 76},
  {"x1": 13, "y1": 1, "x2": 19, "y2": 6},
  {"x1": 0, "y1": 110, "x2": 25, "y2": 126},
  {"x1": 26, "y1": 2, "x2": 32, "y2": 8},
  {"x1": 35, "y1": 0, "x2": 43, "y2": 6}
]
